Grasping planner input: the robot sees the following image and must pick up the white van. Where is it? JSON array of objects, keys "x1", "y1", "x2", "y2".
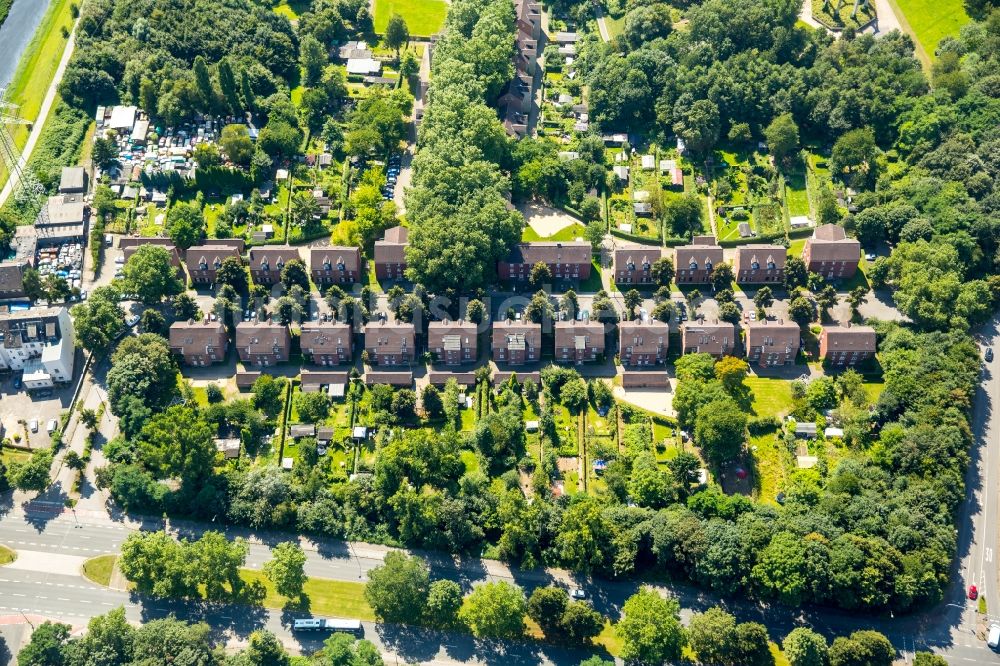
[
  {"x1": 29, "y1": 419, "x2": 38, "y2": 433},
  {"x1": 46, "y1": 419, "x2": 58, "y2": 434},
  {"x1": 988, "y1": 623, "x2": 1000, "y2": 650}
]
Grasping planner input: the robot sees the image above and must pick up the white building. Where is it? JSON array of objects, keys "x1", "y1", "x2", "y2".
[{"x1": 0, "y1": 307, "x2": 75, "y2": 389}]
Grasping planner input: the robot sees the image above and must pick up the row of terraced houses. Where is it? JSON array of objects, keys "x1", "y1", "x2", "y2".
[
  {"x1": 168, "y1": 314, "x2": 875, "y2": 379},
  {"x1": 615, "y1": 225, "x2": 861, "y2": 285}
]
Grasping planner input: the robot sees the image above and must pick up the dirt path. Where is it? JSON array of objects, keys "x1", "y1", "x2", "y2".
[{"x1": 0, "y1": 22, "x2": 76, "y2": 208}]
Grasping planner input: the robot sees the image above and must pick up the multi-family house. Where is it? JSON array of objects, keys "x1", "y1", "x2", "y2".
[
  {"x1": 310, "y1": 246, "x2": 361, "y2": 286},
  {"x1": 802, "y1": 224, "x2": 861, "y2": 280},
  {"x1": 169, "y1": 319, "x2": 228, "y2": 366},
  {"x1": 681, "y1": 321, "x2": 736, "y2": 357},
  {"x1": 364, "y1": 319, "x2": 415, "y2": 366},
  {"x1": 614, "y1": 246, "x2": 667, "y2": 285},
  {"x1": 247, "y1": 246, "x2": 300, "y2": 286},
  {"x1": 492, "y1": 319, "x2": 542, "y2": 365},
  {"x1": 554, "y1": 320, "x2": 605, "y2": 364},
  {"x1": 619, "y1": 319, "x2": 669, "y2": 366},
  {"x1": 301, "y1": 321, "x2": 353, "y2": 366},
  {"x1": 819, "y1": 325, "x2": 876, "y2": 366},
  {"x1": 427, "y1": 320, "x2": 477, "y2": 366},
  {"x1": 0, "y1": 307, "x2": 75, "y2": 388},
  {"x1": 498, "y1": 242, "x2": 592, "y2": 282},
  {"x1": 234, "y1": 320, "x2": 291, "y2": 367},
  {"x1": 374, "y1": 226, "x2": 408, "y2": 281},
  {"x1": 734, "y1": 245, "x2": 786, "y2": 284},
  {"x1": 0, "y1": 307, "x2": 75, "y2": 387},
  {"x1": 674, "y1": 236, "x2": 724, "y2": 284},
  {"x1": 745, "y1": 320, "x2": 800, "y2": 366},
  {"x1": 185, "y1": 239, "x2": 245, "y2": 285},
  {"x1": 119, "y1": 237, "x2": 185, "y2": 280}
]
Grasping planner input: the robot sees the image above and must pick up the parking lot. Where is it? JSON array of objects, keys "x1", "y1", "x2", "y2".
[{"x1": 0, "y1": 371, "x2": 75, "y2": 449}]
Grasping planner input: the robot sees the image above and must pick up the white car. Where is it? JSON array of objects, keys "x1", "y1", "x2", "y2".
[
  {"x1": 749, "y1": 311, "x2": 757, "y2": 321},
  {"x1": 29, "y1": 419, "x2": 38, "y2": 433},
  {"x1": 865, "y1": 252, "x2": 876, "y2": 261},
  {"x1": 570, "y1": 589, "x2": 587, "y2": 600},
  {"x1": 988, "y1": 622, "x2": 1000, "y2": 650}
]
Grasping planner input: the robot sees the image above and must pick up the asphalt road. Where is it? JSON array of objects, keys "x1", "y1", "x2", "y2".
[{"x1": 2, "y1": 319, "x2": 1000, "y2": 663}]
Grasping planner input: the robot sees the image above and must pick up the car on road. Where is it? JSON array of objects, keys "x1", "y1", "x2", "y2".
[
  {"x1": 126, "y1": 315, "x2": 141, "y2": 327},
  {"x1": 986, "y1": 348, "x2": 994, "y2": 362},
  {"x1": 749, "y1": 310, "x2": 757, "y2": 321},
  {"x1": 570, "y1": 589, "x2": 587, "y2": 600},
  {"x1": 968, "y1": 584, "x2": 979, "y2": 600},
  {"x1": 988, "y1": 622, "x2": 1000, "y2": 649}
]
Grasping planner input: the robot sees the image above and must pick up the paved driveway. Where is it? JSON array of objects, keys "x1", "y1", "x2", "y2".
[{"x1": 518, "y1": 202, "x2": 581, "y2": 238}]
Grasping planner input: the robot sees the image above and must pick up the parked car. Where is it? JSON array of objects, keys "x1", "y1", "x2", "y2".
[
  {"x1": 988, "y1": 623, "x2": 1000, "y2": 650},
  {"x1": 13, "y1": 374, "x2": 22, "y2": 390},
  {"x1": 29, "y1": 419, "x2": 38, "y2": 433},
  {"x1": 969, "y1": 584, "x2": 979, "y2": 600},
  {"x1": 749, "y1": 311, "x2": 757, "y2": 321},
  {"x1": 986, "y1": 347, "x2": 994, "y2": 362},
  {"x1": 570, "y1": 589, "x2": 587, "y2": 600},
  {"x1": 865, "y1": 252, "x2": 876, "y2": 261},
  {"x1": 47, "y1": 419, "x2": 58, "y2": 434}
]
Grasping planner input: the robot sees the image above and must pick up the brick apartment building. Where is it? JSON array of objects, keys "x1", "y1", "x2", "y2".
[
  {"x1": 614, "y1": 246, "x2": 667, "y2": 285},
  {"x1": 554, "y1": 320, "x2": 605, "y2": 364},
  {"x1": 248, "y1": 246, "x2": 300, "y2": 286},
  {"x1": 492, "y1": 319, "x2": 542, "y2": 365},
  {"x1": 819, "y1": 325, "x2": 876, "y2": 366},
  {"x1": 803, "y1": 224, "x2": 861, "y2": 280},
  {"x1": 734, "y1": 245, "x2": 786, "y2": 284},
  {"x1": 301, "y1": 321, "x2": 353, "y2": 366},
  {"x1": 235, "y1": 320, "x2": 291, "y2": 366},
  {"x1": 364, "y1": 319, "x2": 416, "y2": 366},
  {"x1": 681, "y1": 321, "x2": 736, "y2": 357},
  {"x1": 120, "y1": 237, "x2": 185, "y2": 280},
  {"x1": 498, "y1": 242, "x2": 592, "y2": 282},
  {"x1": 186, "y1": 239, "x2": 245, "y2": 285},
  {"x1": 310, "y1": 246, "x2": 361, "y2": 286},
  {"x1": 619, "y1": 319, "x2": 669, "y2": 366},
  {"x1": 674, "y1": 236, "x2": 723, "y2": 284},
  {"x1": 428, "y1": 320, "x2": 477, "y2": 365},
  {"x1": 374, "y1": 226, "x2": 408, "y2": 281},
  {"x1": 745, "y1": 320, "x2": 800, "y2": 366},
  {"x1": 169, "y1": 319, "x2": 228, "y2": 366}
]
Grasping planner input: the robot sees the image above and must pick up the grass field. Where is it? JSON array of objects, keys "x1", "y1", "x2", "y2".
[
  {"x1": 374, "y1": 0, "x2": 447, "y2": 36},
  {"x1": 82, "y1": 554, "x2": 116, "y2": 585},
  {"x1": 521, "y1": 222, "x2": 587, "y2": 242},
  {"x1": 745, "y1": 377, "x2": 795, "y2": 419},
  {"x1": 0, "y1": 544, "x2": 16, "y2": 566},
  {"x1": 240, "y1": 569, "x2": 375, "y2": 620},
  {"x1": 0, "y1": 0, "x2": 75, "y2": 186},
  {"x1": 892, "y1": 0, "x2": 970, "y2": 60}
]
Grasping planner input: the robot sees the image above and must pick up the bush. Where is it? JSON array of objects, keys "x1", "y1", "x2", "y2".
[{"x1": 747, "y1": 415, "x2": 780, "y2": 435}]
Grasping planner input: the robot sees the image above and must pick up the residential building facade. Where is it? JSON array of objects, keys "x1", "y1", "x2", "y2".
[
  {"x1": 819, "y1": 325, "x2": 876, "y2": 366},
  {"x1": 235, "y1": 320, "x2": 291, "y2": 366},
  {"x1": 301, "y1": 321, "x2": 353, "y2": 366},
  {"x1": 374, "y1": 226, "x2": 408, "y2": 281},
  {"x1": 555, "y1": 320, "x2": 605, "y2": 364},
  {"x1": 0, "y1": 307, "x2": 75, "y2": 388},
  {"x1": 614, "y1": 246, "x2": 666, "y2": 285},
  {"x1": 674, "y1": 236, "x2": 723, "y2": 284},
  {"x1": 734, "y1": 245, "x2": 786, "y2": 284},
  {"x1": 364, "y1": 319, "x2": 416, "y2": 366},
  {"x1": 492, "y1": 319, "x2": 542, "y2": 365},
  {"x1": 619, "y1": 320, "x2": 669, "y2": 366},
  {"x1": 498, "y1": 242, "x2": 592, "y2": 282},
  {"x1": 120, "y1": 238, "x2": 184, "y2": 280},
  {"x1": 248, "y1": 246, "x2": 299, "y2": 286},
  {"x1": 169, "y1": 319, "x2": 228, "y2": 366},
  {"x1": 802, "y1": 224, "x2": 861, "y2": 280},
  {"x1": 310, "y1": 246, "x2": 361, "y2": 286},
  {"x1": 186, "y1": 239, "x2": 245, "y2": 285},
  {"x1": 681, "y1": 321, "x2": 736, "y2": 357},
  {"x1": 428, "y1": 320, "x2": 477, "y2": 366},
  {"x1": 745, "y1": 320, "x2": 800, "y2": 366}
]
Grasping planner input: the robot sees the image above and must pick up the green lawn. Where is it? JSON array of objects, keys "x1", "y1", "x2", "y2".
[
  {"x1": 784, "y1": 171, "x2": 810, "y2": 217},
  {"x1": 82, "y1": 554, "x2": 116, "y2": 585},
  {"x1": 521, "y1": 222, "x2": 587, "y2": 242},
  {"x1": 272, "y1": 0, "x2": 310, "y2": 20},
  {"x1": 0, "y1": 0, "x2": 75, "y2": 187},
  {"x1": 0, "y1": 544, "x2": 16, "y2": 566},
  {"x1": 241, "y1": 569, "x2": 375, "y2": 620},
  {"x1": 892, "y1": 0, "x2": 970, "y2": 62},
  {"x1": 750, "y1": 432, "x2": 790, "y2": 504},
  {"x1": 787, "y1": 238, "x2": 807, "y2": 257},
  {"x1": 862, "y1": 380, "x2": 885, "y2": 403},
  {"x1": 374, "y1": 0, "x2": 447, "y2": 36},
  {"x1": 745, "y1": 377, "x2": 795, "y2": 419}
]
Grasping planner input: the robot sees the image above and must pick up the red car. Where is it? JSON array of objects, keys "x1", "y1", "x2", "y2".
[{"x1": 969, "y1": 585, "x2": 979, "y2": 600}]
